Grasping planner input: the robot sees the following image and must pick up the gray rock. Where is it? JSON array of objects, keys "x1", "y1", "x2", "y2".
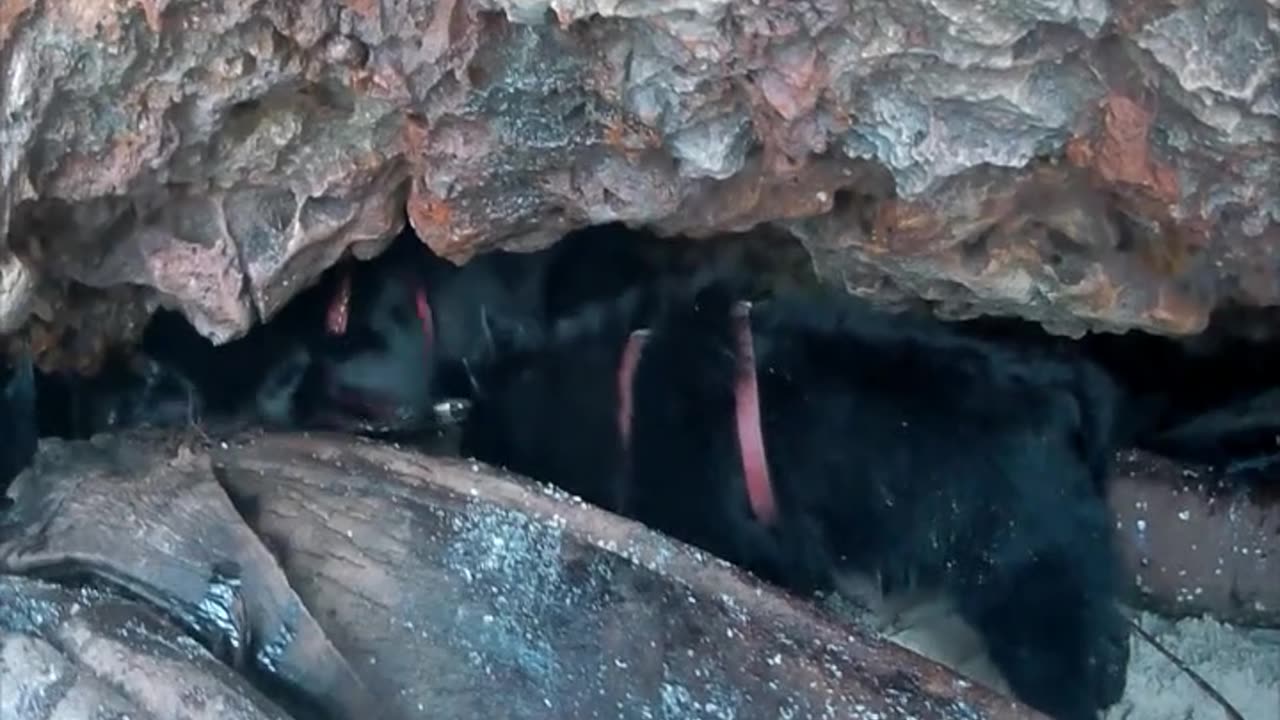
[{"x1": 1, "y1": 0, "x2": 1277, "y2": 365}]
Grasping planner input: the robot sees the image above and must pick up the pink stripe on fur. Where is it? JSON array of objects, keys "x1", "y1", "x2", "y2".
[
  {"x1": 617, "y1": 329, "x2": 651, "y2": 450},
  {"x1": 731, "y1": 301, "x2": 777, "y2": 525}
]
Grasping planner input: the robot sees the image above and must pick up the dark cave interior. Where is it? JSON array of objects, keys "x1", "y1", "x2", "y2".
[{"x1": 12, "y1": 222, "x2": 1280, "y2": 483}]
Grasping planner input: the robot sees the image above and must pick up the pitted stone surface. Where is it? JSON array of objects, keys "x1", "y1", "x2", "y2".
[{"x1": 1, "y1": 0, "x2": 1277, "y2": 365}]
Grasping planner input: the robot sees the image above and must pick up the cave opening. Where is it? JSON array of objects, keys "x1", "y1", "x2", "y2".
[{"x1": 19, "y1": 220, "x2": 1280, "y2": 484}]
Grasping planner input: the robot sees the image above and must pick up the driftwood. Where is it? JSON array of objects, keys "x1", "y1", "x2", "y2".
[
  {"x1": 0, "y1": 430, "x2": 1033, "y2": 720},
  {"x1": 0, "y1": 433, "x2": 379, "y2": 719},
  {"x1": 0, "y1": 574, "x2": 294, "y2": 720},
  {"x1": 1109, "y1": 450, "x2": 1280, "y2": 629}
]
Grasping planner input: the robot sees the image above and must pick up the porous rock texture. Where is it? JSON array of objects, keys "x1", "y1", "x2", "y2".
[{"x1": 0, "y1": 0, "x2": 1278, "y2": 368}]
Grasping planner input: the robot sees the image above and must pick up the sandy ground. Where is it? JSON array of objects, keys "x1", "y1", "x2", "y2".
[
  {"x1": 1106, "y1": 612, "x2": 1280, "y2": 720},
  {"x1": 827, "y1": 574, "x2": 1280, "y2": 719}
]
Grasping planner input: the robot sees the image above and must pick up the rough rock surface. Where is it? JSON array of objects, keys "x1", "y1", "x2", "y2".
[{"x1": 0, "y1": 0, "x2": 1277, "y2": 365}]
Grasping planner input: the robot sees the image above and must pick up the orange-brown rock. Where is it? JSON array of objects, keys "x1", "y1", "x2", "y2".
[{"x1": 0, "y1": 0, "x2": 1276, "y2": 366}]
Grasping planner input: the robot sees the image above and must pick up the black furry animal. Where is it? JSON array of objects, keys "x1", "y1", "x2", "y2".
[
  {"x1": 78, "y1": 223, "x2": 673, "y2": 439},
  {"x1": 1080, "y1": 329, "x2": 1280, "y2": 474},
  {"x1": 247, "y1": 233, "x2": 547, "y2": 433},
  {"x1": 1, "y1": 352, "x2": 37, "y2": 499},
  {"x1": 249, "y1": 224, "x2": 664, "y2": 434},
  {"x1": 34, "y1": 225, "x2": 597, "y2": 440},
  {"x1": 117, "y1": 231, "x2": 507, "y2": 435},
  {"x1": 461, "y1": 280, "x2": 1132, "y2": 720},
  {"x1": 936, "y1": 314, "x2": 1280, "y2": 478},
  {"x1": 254, "y1": 247, "x2": 444, "y2": 432}
]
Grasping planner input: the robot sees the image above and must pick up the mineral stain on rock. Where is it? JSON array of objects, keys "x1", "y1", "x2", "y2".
[{"x1": 0, "y1": 0, "x2": 1276, "y2": 368}]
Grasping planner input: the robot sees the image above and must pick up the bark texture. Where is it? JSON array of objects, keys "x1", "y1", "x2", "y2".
[
  {"x1": 0, "y1": 576, "x2": 295, "y2": 720},
  {"x1": 0, "y1": 430, "x2": 1037, "y2": 720},
  {"x1": 0, "y1": 1, "x2": 1277, "y2": 367},
  {"x1": 2, "y1": 433, "x2": 1275, "y2": 717}
]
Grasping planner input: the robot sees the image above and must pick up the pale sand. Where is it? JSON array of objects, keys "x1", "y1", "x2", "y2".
[
  {"x1": 1105, "y1": 612, "x2": 1279, "y2": 720},
  {"x1": 827, "y1": 573, "x2": 1280, "y2": 719}
]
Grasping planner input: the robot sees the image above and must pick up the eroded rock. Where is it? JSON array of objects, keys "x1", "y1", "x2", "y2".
[{"x1": 0, "y1": 0, "x2": 1277, "y2": 366}]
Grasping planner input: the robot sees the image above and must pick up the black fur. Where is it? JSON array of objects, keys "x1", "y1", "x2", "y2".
[
  {"x1": 932, "y1": 314, "x2": 1280, "y2": 475},
  {"x1": 461, "y1": 281, "x2": 1131, "y2": 720},
  {"x1": 257, "y1": 250, "x2": 442, "y2": 432},
  {"x1": 1140, "y1": 387, "x2": 1280, "y2": 478},
  {"x1": 119, "y1": 232, "x2": 504, "y2": 435},
  {"x1": 248, "y1": 230, "x2": 577, "y2": 433},
  {"x1": 1060, "y1": 325, "x2": 1280, "y2": 470},
  {"x1": 250, "y1": 224, "x2": 667, "y2": 433}
]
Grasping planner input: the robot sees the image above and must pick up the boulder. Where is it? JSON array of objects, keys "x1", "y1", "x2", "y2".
[{"x1": 0, "y1": 0, "x2": 1276, "y2": 368}]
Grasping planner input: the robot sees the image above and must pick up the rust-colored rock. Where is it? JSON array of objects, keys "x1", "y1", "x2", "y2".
[{"x1": 0, "y1": 0, "x2": 1276, "y2": 365}]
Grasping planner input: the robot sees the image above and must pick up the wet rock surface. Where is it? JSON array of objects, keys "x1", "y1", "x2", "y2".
[
  {"x1": 0, "y1": 429, "x2": 1036, "y2": 720},
  {"x1": 1, "y1": 0, "x2": 1277, "y2": 367}
]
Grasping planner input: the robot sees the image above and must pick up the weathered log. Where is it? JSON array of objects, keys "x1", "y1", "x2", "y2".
[
  {"x1": 0, "y1": 433, "x2": 383, "y2": 719},
  {"x1": 1109, "y1": 450, "x2": 1280, "y2": 629},
  {"x1": 1, "y1": 1, "x2": 1278, "y2": 368},
  {"x1": 0, "y1": 430, "x2": 1035, "y2": 720},
  {"x1": 0, "y1": 575, "x2": 294, "y2": 720}
]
